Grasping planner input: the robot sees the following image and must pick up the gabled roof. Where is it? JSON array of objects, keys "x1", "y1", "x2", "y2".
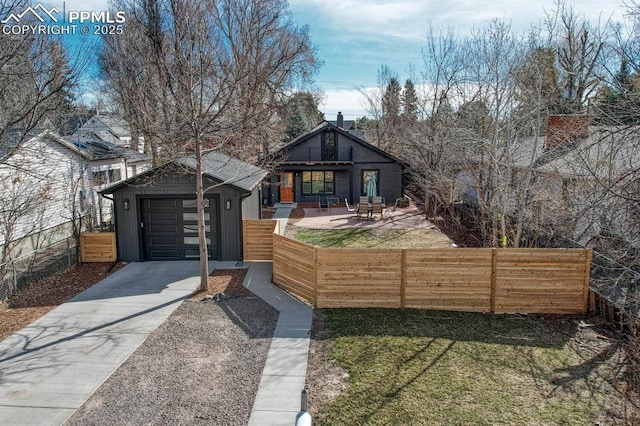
[
  {"x1": 513, "y1": 126, "x2": 640, "y2": 178},
  {"x1": 275, "y1": 120, "x2": 400, "y2": 163},
  {"x1": 100, "y1": 150, "x2": 268, "y2": 194}
]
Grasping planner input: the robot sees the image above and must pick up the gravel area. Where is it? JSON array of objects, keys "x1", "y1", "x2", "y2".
[{"x1": 66, "y1": 296, "x2": 278, "y2": 425}]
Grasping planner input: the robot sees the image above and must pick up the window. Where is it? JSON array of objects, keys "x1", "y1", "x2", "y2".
[
  {"x1": 92, "y1": 170, "x2": 107, "y2": 186},
  {"x1": 108, "y1": 168, "x2": 122, "y2": 183},
  {"x1": 361, "y1": 170, "x2": 380, "y2": 196},
  {"x1": 92, "y1": 168, "x2": 122, "y2": 186},
  {"x1": 302, "y1": 171, "x2": 334, "y2": 194},
  {"x1": 322, "y1": 130, "x2": 336, "y2": 160}
]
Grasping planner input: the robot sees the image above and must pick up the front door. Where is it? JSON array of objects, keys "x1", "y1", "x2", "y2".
[{"x1": 280, "y1": 172, "x2": 294, "y2": 202}]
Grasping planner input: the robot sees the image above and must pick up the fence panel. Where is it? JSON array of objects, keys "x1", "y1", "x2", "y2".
[
  {"x1": 243, "y1": 220, "x2": 279, "y2": 261},
  {"x1": 80, "y1": 233, "x2": 116, "y2": 262},
  {"x1": 272, "y1": 233, "x2": 316, "y2": 303},
  {"x1": 316, "y1": 249, "x2": 402, "y2": 308},
  {"x1": 0, "y1": 237, "x2": 76, "y2": 301},
  {"x1": 493, "y1": 249, "x2": 590, "y2": 314},
  {"x1": 404, "y1": 248, "x2": 493, "y2": 312}
]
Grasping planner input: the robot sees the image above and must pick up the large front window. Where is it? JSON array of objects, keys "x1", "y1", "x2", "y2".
[{"x1": 302, "y1": 171, "x2": 334, "y2": 194}]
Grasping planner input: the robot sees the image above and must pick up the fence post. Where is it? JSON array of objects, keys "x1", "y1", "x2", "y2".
[
  {"x1": 12, "y1": 260, "x2": 18, "y2": 293},
  {"x1": 313, "y1": 247, "x2": 318, "y2": 307},
  {"x1": 67, "y1": 237, "x2": 71, "y2": 266},
  {"x1": 400, "y1": 249, "x2": 406, "y2": 309},
  {"x1": 490, "y1": 248, "x2": 497, "y2": 313},
  {"x1": 582, "y1": 249, "x2": 593, "y2": 314}
]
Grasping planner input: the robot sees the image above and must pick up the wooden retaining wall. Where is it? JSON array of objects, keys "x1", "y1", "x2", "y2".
[
  {"x1": 80, "y1": 232, "x2": 117, "y2": 262},
  {"x1": 243, "y1": 220, "x2": 279, "y2": 261}
]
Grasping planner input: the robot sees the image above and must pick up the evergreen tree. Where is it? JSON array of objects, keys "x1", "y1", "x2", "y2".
[
  {"x1": 282, "y1": 101, "x2": 308, "y2": 143},
  {"x1": 382, "y1": 77, "x2": 402, "y2": 120},
  {"x1": 402, "y1": 79, "x2": 419, "y2": 121}
]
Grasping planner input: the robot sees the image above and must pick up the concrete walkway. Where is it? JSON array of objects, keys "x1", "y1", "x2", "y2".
[
  {"x1": 243, "y1": 262, "x2": 312, "y2": 425},
  {"x1": 272, "y1": 203, "x2": 295, "y2": 235},
  {"x1": 0, "y1": 205, "x2": 312, "y2": 426},
  {"x1": 0, "y1": 261, "x2": 235, "y2": 426}
]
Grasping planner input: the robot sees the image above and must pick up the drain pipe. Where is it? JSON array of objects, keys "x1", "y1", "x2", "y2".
[{"x1": 295, "y1": 389, "x2": 312, "y2": 425}]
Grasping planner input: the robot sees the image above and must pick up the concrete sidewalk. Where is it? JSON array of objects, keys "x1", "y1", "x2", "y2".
[
  {"x1": 0, "y1": 261, "x2": 235, "y2": 426},
  {"x1": 243, "y1": 262, "x2": 313, "y2": 425}
]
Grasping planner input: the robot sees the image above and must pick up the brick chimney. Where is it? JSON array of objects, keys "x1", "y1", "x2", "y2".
[
  {"x1": 337, "y1": 111, "x2": 344, "y2": 129},
  {"x1": 545, "y1": 114, "x2": 589, "y2": 150}
]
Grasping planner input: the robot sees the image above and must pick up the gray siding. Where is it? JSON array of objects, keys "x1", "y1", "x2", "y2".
[
  {"x1": 274, "y1": 129, "x2": 403, "y2": 204},
  {"x1": 241, "y1": 186, "x2": 262, "y2": 220},
  {"x1": 111, "y1": 172, "x2": 246, "y2": 262}
]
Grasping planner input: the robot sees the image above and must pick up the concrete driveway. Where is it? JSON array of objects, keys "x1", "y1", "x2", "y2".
[{"x1": 0, "y1": 261, "x2": 217, "y2": 426}]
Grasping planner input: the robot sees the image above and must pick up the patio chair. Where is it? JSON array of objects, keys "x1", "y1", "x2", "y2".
[
  {"x1": 356, "y1": 199, "x2": 369, "y2": 220},
  {"x1": 345, "y1": 198, "x2": 357, "y2": 212},
  {"x1": 371, "y1": 196, "x2": 384, "y2": 219},
  {"x1": 318, "y1": 195, "x2": 329, "y2": 211}
]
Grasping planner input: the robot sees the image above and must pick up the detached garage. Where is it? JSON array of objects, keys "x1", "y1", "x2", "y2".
[{"x1": 100, "y1": 151, "x2": 267, "y2": 262}]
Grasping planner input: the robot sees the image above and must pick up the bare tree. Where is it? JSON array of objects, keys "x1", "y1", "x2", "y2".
[{"x1": 101, "y1": 0, "x2": 319, "y2": 290}]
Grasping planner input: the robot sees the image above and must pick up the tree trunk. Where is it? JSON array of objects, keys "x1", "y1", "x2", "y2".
[{"x1": 195, "y1": 137, "x2": 209, "y2": 292}]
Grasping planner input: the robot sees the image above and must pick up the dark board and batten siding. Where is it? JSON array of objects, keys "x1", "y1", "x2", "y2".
[{"x1": 112, "y1": 173, "x2": 247, "y2": 262}]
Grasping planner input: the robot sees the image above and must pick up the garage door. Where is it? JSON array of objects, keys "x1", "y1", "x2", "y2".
[{"x1": 141, "y1": 198, "x2": 219, "y2": 260}]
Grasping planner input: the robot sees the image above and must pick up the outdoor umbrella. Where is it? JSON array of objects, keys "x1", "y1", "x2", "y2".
[{"x1": 366, "y1": 172, "x2": 377, "y2": 199}]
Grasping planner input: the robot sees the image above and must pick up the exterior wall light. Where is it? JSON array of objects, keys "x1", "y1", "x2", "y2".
[
  {"x1": 123, "y1": 199, "x2": 130, "y2": 210},
  {"x1": 226, "y1": 199, "x2": 232, "y2": 210}
]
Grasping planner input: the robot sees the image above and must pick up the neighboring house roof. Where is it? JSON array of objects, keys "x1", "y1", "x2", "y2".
[
  {"x1": 43, "y1": 112, "x2": 94, "y2": 136},
  {"x1": 513, "y1": 126, "x2": 640, "y2": 178},
  {"x1": 70, "y1": 114, "x2": 132, "y2": 146},
  {"x1": 326, "y1": 118, "x2": 368, "y2": 139},
  {"x1": 100, "y1": 151, "x2": 268, "y2": 194},
  {"x1": 275, "y1": 120, "x2": 400, "y2": 163},
  {"x1": 1, "y1": 129, "x2": 151, "y2": 166}
]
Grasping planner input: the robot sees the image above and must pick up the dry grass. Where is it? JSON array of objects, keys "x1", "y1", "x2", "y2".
[
  {"x1": 289, "y1": 227, "x2": 453, "y2": 249},
  {"x1": 308, "y1": 309, "x2": 631, "y2": 425},
  {"x1": 0, "y1": 262, "x2": 125, "y2": 341}
]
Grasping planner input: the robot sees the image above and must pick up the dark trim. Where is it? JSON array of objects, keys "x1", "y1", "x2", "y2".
[{"x1": 274, "y1": 121, "x2": 402, "y2": 164}]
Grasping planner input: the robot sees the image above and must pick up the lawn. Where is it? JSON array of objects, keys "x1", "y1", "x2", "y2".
[
  {"x1": 308, "y1": 309, "x2": 625, "y2": 425},
  {"x1": 290, "y1": 228, "x2": 453, "y2": 248}
]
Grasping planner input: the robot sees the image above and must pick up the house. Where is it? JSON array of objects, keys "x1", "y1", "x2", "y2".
[
  {"x1": 268, "y1": 113, "x2": 404, "y2": 204},
  {"x1": 0, "y1": 130, "x2": 150, "y2": 259},
  {"x1": 68, "y1": 114, "x2": 143, "y2": 152},
  {"x1": 456, "y1": 114, "x2": 640, "y2": 247},
  {"x1": 100, "y1": 151, "x2": 267, "y2": 262}
]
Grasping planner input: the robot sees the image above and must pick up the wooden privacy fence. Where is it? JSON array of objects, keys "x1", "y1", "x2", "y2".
[
  {"x1": 244, "y1": 220, "x2": 592, "y2": 314},
  {"x1": 243, "y1": 220, "x2": 280, "y2": 261},
  {"x1": 80, "y1": 232, "x2": 117, "y2": 262}
]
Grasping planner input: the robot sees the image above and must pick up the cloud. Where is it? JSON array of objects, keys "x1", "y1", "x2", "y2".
[{"x1": 320, "y1": 88, "x2": 373, "y2": 119}]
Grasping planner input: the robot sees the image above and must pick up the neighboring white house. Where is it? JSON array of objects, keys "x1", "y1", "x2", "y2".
[
  {"x1": 0, "y1": 130, "x2": 151, "y2": 260},
  {"x1": 68, "y1": 114, "x2": 144, "y2": 153}
]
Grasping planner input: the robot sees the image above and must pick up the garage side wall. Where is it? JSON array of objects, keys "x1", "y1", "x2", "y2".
[{"x1": 111, "y1": 173, "x2": 244, "y2": 262}]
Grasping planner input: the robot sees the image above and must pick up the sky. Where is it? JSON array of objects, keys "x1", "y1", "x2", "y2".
[
  {"x1": 37, "y1": 0, "x2": 631, "y2": 119},
  {"x1": 287, "y1": 0, "x2": 628, "y2": 120}
]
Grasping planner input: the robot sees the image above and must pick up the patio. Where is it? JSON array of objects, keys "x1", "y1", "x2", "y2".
[{"x1": 290, "y1": 204, "x2": 442, "y2": 231}]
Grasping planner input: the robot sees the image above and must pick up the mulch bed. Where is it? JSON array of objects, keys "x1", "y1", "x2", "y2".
[
  {"x1": 189, "y1": 268, "x2": 252, "y2": 299},
  {"x1": 0, "y1": 262, "x2": 126, "y2": 341}
]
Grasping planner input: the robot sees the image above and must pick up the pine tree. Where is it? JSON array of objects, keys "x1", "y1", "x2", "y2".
[{"x1": 402, "y1": 79, "x2": 419, "y2": 121}]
